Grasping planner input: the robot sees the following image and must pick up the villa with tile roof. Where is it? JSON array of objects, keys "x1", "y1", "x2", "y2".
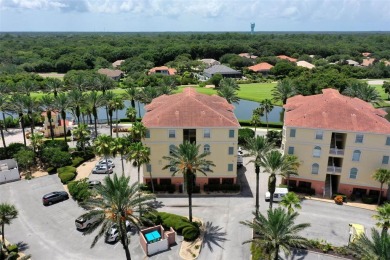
[
  {"x1": 41, "y1": 111, "x2": 73, "y2": 138},
  {"x1": 247, "y1": 62, "x2": 274, "y2": 76},
  {"x1": 282, "y1": 88, "x2": 390, "y2": 199},
  {"x1": 142, "y1": 87, "x2": 241, "y2": 190},
  {"x1": 148, "y1": 66, "x2": 177, "y2": 76},
  {"x1": 277, "y1": 55, "x2": 297, "y2": 63},
  {"x1": 203, "y1": 64, "x2": 242, "y2": 79},
  {"x1": 97, "y1": 68, "x2": 124, "y2": 81}
]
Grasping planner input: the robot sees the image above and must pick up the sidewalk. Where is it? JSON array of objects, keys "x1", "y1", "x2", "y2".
[{"x1": 305, "y1": 195, "x2": 377, "y2": 211}]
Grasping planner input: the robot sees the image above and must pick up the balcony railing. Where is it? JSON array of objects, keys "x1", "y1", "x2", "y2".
[
  {"x1": 327, "y1": 166, "x2": 342, "y2": 174},
  {"x1": 329, "y1": 148, "x2": 344, "y2": 155}
]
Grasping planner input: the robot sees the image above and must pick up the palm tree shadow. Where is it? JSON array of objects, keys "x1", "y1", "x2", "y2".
[
  {"x1": 148, "y1": 200, "x2": 165, "y2": 209},
  {"x1": 202, "y1": 221, "x2": 228, "y2": 252},
  {"x1": 16, "y1": 241, "x2": 29, "y2": 252}
]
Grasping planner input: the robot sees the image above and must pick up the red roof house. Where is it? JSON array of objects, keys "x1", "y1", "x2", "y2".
[
  {"x1": 277, "y1": 55, "x2": 297, "y2": 63},
  {"x1": 148, "y1": 66, "x2": 177, "y2": 76}
]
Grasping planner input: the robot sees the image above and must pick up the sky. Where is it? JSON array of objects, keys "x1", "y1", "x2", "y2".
[{"x1": 0, "y1": 0, "x2": 389, "y2": 32}]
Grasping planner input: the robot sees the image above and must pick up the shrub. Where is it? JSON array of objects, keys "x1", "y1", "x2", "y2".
[
  {"x1": 42, "y1": 148, "x2": 72, "y2": 168},
  {"x1": 71, "y1": 156, "x2": 84, "y2": 167},
  {"x1": 332, "y1": 194, "x2": 347, "y2": 203},
  {"x1": 42, "y1": 140, "x2": 69, "y2": 152},
  {"x1": 68, "y1": 178, "x2": 91, "y2": 202},
  {"x1": 6, "y1": 244, "x2": 18, "y2": 254},
  {"x1": 6, "y1": 142, "x2": 26, "y2": 158},
  {"x1": 362, "y1": 195, "x2": 377, "y2": 204},
  {"x1": 46, "y1": 167, "x2": 56, "y2": 174},
  {"x1": 238, "y1": 128, "x2": 255, "y2": 146},
  {"x1": 334, "y1": 195, "x2": 344, "y2": 204},
  {"x1": 58, "y1": 166, "x2": 77, "y2": 184},
  {"x1": 182, "y1": 224, "x2": 200, "y2": 241}
]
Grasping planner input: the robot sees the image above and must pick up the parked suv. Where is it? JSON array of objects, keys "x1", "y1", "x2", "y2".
[
  {"x1": 75, "y1": 215, "x2": 100, "y2": 230},
  {"x1": 105, "y1": 221, "x2": 131, "y2": 243},
  {"x1": 92, "y1": 165, "x2": 113, "y2": 174},
  {"x1": 42, "y1": 191, "x2": 69, "y2": 206},
  {"x1": 97, "y1": 159, "x2": 115, "y2": 168}
]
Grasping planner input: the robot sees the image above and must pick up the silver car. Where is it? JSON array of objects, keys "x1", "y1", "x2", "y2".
[
  {"x1": 97, "y1": 159, "x2": 115, "y2": 168},
  {"x1": 105, "y1": 221, "x2": 131, "y2": 243},
  {"x1": 92, "y1": 165, "x2": 113, "y2": 174}
]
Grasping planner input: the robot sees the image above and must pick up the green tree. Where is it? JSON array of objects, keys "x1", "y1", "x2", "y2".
[
  {"x1": 72, "y1": 123, "x2": 91, "y2": 154},
  {"x1": 260, "y1": 150, "x2": 293, "y2": 209},
  {"x1": 127, "y1": 142, "x2": 150, "y2": 184},
  {"x1": 349, "y1": 228, "x2": 390, "y2": 260},
  {"x1": 250, "y1": 108, "x2": 263, "y2": 134},
  {"x1": 209, "y1": 73, "x2": 223, "y2": 88},
  {"x1": 272, "y1": 78, "x2": 295, "y2": 105},
  {"x1": 108, "y1": 95, "x2": 124, "y2": 138},
  {"x1": 54, "y1": 93, "x2": 70, "y2": 142},
  {"x1": 124, "y1": 85, "x2": 138, "y2": 109},
  {"x1": 29, "y1": 132, "x2": 44, "y2": 155},
  {"x1": 281, "y1": 155, "x2": 300, "y2": 187},
  {"x1": 0, "y1": 95, "x2": 8, "y2": 152},
  {"x1": 93, "y1": 134, "x2": 115, "y2": 168},
  {"x1": 14, "y1": 148, "x2": 35, "y2": 179},
  {"x1": 162, "y1": 141, "x2": 215, "y2": 223},
  {"x1": 219, "y1": 78, "x2": 240, "y2": 90},
  {"x1": 40, "y1": 94, "x2": 55, "y2": 140},
  {"x1": 45, "y1": 77, "x2": 63, "y2": 97},
  {"x1": 114, "y1": 136, "x2": 132, "y2": 175},
  {"x1": 79, "y1": 174, "x2": 155, "y2": 260},
  {"x1": 130, "y1": 122, "x2": 147, "y2": 143},
  {"x1": 280, "y1": 192, "x2": 302, "y2": 213},
  {"x1": 244, "y1": 136, "x2": 274, "y2": 215},
  {"x1": 259, "y1": 99, "x2": 274, "y2": 133},
  {"x1": 67, "y1": 89, "x2": 85, "y2": 124},
  {"x1": 383, "y1": 81, "x2": 390, "y2": 99},
  {"x1": 217, "y1": 84, "x2": 240, "y2": 104},
  {"x1": 0, "y1": 203, "x2": 18, "y2": 249},
  {"x1": 240, "y1": 208, "x2": 310, "y2": 260},
  {"x1": 8, "y1": 94, "x2": 27, "y2": 146},
  {"x1": 343, "y1": 81, "x2": 383, "y2": 104},
  {"x1": 85, "y1": 91, "x2": 106, "y2": 137},
  {"x1": 126, "y1": 107, "x2": 137, "y2": 123},
  {"x1": 373, "y1": 203, "x2": 390, "y2": 234},
  {"x1": 373, "y1": 169, "x2": 390, "y2": 205}
]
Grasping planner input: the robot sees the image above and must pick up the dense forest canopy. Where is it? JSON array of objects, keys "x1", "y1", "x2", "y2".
[{"x1": 1, "y1": 32, "x2": 390, "y2": 74}]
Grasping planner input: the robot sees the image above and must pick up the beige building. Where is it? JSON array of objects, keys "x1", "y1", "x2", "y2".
[
  {"x1": 142, "y1": 87, "x2": 240, "y2": 190},
  {"x1": 41, "y1": 111, "x2": 72, "y2": 138},
  {"x1": 282, "y1": 89, "x2": 390, "y2": 198}
]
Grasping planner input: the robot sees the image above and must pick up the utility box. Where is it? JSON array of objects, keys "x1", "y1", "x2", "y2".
[{"x1": 0, "y1": 159, "x2": 20, "y2": 184}]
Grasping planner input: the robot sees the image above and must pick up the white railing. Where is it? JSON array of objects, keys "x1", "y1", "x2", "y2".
[
  {"x1": 329, "y1": 148, "x2": 344, "y2": 155},
  {"x1": 327, "y1": 166, "x2": 342, "y2": 173}
]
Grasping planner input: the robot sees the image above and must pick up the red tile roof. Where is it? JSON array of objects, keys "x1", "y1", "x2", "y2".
[
  {"x1": 248, "y1": 62, "x2": 274, "y2": 72},
  {"x1": 277, "y1": 55, "x2": 297, "y2": 63},
  {"x1": 239, "y1": 53, "x2": 258, "y2": 59},
  {"x1": 284, "y1": 88, "x2": 390, "y2": 134},
  {"x1": 148, "y1": 66, "x2": 177, "y2": 75},
  {"x1": 142, "y1": 87, "x2": 240, "y2": 128},
  {"x1": 361, "y1": 58, "x2": 376, "y2": 67}
]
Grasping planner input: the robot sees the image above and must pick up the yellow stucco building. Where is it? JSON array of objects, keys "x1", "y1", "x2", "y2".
[
  {"x1": 282, "y1": 89, "x2": 390, "y2": 198},
  {"x1": 142, "y1": 87, "x2": 240, "y2": 190}
]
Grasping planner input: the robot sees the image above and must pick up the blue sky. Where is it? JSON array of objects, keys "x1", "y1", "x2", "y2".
[{"x1": 0, "y1": 0, "x2": 389, "y2": 32}]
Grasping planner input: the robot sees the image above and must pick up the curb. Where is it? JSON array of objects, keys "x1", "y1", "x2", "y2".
[{"x1": 304, "y1": 196, "x2": 377, "y2": 212}]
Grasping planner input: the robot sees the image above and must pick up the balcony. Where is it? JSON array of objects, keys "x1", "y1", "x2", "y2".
[
  {"x1": 329, "y1": 148, "x2": 344, "y2": 155},
  {"x1": 327, "y1": 166, "x2": 342, "y2": 174}
]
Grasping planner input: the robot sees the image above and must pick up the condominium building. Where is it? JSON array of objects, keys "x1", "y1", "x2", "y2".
[
  {"x1": 282, "y1": 88, "x2": 390, "y2": 198},
  {"x1": 142, "y1": 87, "x2": 240, "y2": 189}
]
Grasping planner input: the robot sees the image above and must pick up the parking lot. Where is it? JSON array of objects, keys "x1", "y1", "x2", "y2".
[{"x1": 0, "y1": 148, "x2": 378, "y2": 260}]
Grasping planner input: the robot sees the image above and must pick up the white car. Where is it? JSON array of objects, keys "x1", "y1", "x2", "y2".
[
  {"x1": 97, "y1": 159, "x2": 115, "y2": 168},
  {"x1": 265, "y1": 188, "x2": 288, "y2": 202},
  {"x1": 75, "y1": 215, "x2": 100, "y2": 230},
  {"x1": 92, "y1": 165, "x2": 113, "y2": 174},
  {"x1": 105, "y1": 221, "x2": 132, "y2": 243}
]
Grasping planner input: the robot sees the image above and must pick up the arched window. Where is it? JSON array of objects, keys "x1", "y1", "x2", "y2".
[
  {"x1": 313, "y1": 146, "x2": 321, "y2": 157},
  {"x1": 311, "y1": 163, "x2": 319, "y2": 174},
  {"x1": 204, "y1": 144, "x2": 210, "y2": 153},
  {"x1": 169, "y1": 144, "x2": 175, "y2": 155},
  {"x1": 349, "y1": 168, "x2": 358, "y2": 179},
  {"x1": 352, "y1": 150, "x2": 361, "y2": 161}
]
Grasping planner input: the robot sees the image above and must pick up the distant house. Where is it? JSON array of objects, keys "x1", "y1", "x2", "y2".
[
  {"x1": 199, "y1": 59, "x2": 220, "y2": 68},
  {"x1": 112, "y1": 60, "x2": 125, "y2": 68},
  {"x1": 384, "y1": 60, "x2": 390, "y2": 66},
  {"x1": 97, "y1": 68, "x2": 124, "y2": 81},
  {"x1": 148, "y1": 66, "x2": 177, "y2": 76},
  {"x1": 41, "y1": 111, "x2": 73, "y2": 138},
  {"x1": 203, "y1": 64, "x2": 242, "y2": 79},
  {"x1": 247, "y1": 62, "x2": 274, "y2": 76},
  {"x1": 276, "y1": 55, "x2": 297, "y2": 63},
  {"x1": 296, "y1": 61, "x2": 315, "y2": 69},
  {"x1": 346, "y1": 60, "x2": 360, "y2": 66},
  {"x1": 238, "y1": 53, "x2": 258, "y2": 59},
  {"x1": 361, "y1": 58, "x2": 376, "y2": 67},
  {"x1": 362, "y1": 52, "x2": 371, "y2": 57}
]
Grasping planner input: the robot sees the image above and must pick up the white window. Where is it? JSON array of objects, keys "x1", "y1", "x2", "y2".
[
  {"x1": 311, "y1": 163, "x2": 319, "y2": 174},
  {"x1": 349, "y1": 168, "x2": 358, "y2": 179},
  {"x1": 315, "y1": 130, "x2": 323, "y2": 140},
  {"x1": 204, "y1": 144, "x2": 210, "y2": 153},
  {"x1": 204, "y1": 129, "x2": 211, "y2": 138},
  {"x1": 352, "y1": 150, "x2": 361, "y2": 162},
  {"x1": 355, "y1": 134, "x2": 364, "y2": 143},
  {"x1": 290, "y1": 129, "x2": 296, "y2": 137},
  {"x1": 168, "y1": 129, "x2": 176, "y2": 138},
  {"x1": 382, "y1": 156, "x2": 389, "y2": 165},
  {"x1": 313, "y1": 146, "x2": 321, "y2": 158}
]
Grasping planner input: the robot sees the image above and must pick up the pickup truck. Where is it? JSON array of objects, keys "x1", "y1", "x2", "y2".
[{"x1": 92, "y1": 165, "x2": 113, "y2": 174}]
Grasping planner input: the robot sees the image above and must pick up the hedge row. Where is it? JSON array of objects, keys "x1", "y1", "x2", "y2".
[
  {"x1": 238, "y1": 120, "x2": 283, "y2": 128},
  {"x1": 144, "y1": 212, "x2": 200, "y2": 241},
  {"x1": 204, "y1": 184, "x2": 241, "y2": 193},
  {"x1": 58, "y1": 166, "x2": 77, "y2": 184}
]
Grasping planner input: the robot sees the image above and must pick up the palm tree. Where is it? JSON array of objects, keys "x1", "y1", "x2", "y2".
[
  {"x1": 45, "y1": 78, "x2": 63, "y2": 97},
  {"x1": 0, "y1": 203, "x2": 18, "y2": 248},
  {"x1": 108, "y1": 95, "x2": 125, "y2": 138},
  {"x1": 127, "y1": 142, "x2": 150, "y2": 184},
  {"x1": 93, "y1": 134, "x2": 115, "y2": 168},
  {"x1": 29, "y1": 132, "x2": 44, "y2": 155},
  {"x1": 79, "y1": 174, "x2": 155, "y2": 260},
  {"x1": 137, "y1": 86, "x2": 160, "y2": 105},
  {"x1": 162, "y1": 141, "x2": 215, "y2": 223},
  {"x1": 124, "y1": 85, "x2": 138, "y2": 109},
  {"x1": 8, "y1": 94, "x2": 27, "y2": 146},
  {"x1": 219, "y1": 78, "x2": 240, "y2": 90},
  {"x1": 383, "y1": 81, "x2": 390, "y2": 100},
  {"x1": 93, "y1": 74, "x2": 115, "y2": 94},
  {"x1": 250, "y1": 108, "x2": 263, "y2": 134},
  {"x1": 72, "y1": 123, "x2": 91, "y2": 154},
  {"x1": 343, "y1": 82, "x2": 383, "y2": 104},
  {"x1": 67, "y1": 89, "x2": 85, "y2": 124},
  {"x1": 240, "y1": 208, "x2": 310, "y2": 260},
  {"x1": 373, "y1": 168, "x2": 390, "y2": 205},
  {"x1": 260, "y1": 150, "x2": 293, "y2": 209},
  {"x1": 280, "y1": 192, "x2": 302, "y2": 213},
  {"x1": 373, "y1": 203, "x2": 390, "y2": 234},
  {"x1": 114, "y1": 136, "x2": 132, "y2": 175},
  {"x1": 0, "y1": 95, "x2": 9, "y2": 151},
  {"x1": 40, "y1": 94, "x2": 56, "y2": 140},
  {"x1": 259, "y1": 99, "x2": 274, "y2": 133},
  {"x1": 21, "y1": 95, "x2": 39, "y2": 135},
  {"x1": 68, "y1": 73, "x2": 87, "y2": 92},
  {"x1": 217, "y1": 84, "x2": 240, "y2": 104},
  {"x1": 349, "y1": 228, "x2": 390, "y2": 260},
  {"x1": 272, "y1": 78, "x2": 295, "y2": 105},
  {"x1": 54, "y1": 93, "x2": 70, "y2": 142},
  {"x1": 18, "y1": 80, "x2": 36, "y2": 96},
  {"x1": 130, "y1": 122, "x2": 147, "y2": 143},
  {"x1": 85, "y1": 91, "x2": 106, "y2": 137},
  {"x1": 104, "y1": 91, "x2": 116, "y2": 133},
  {"x1": 126, "y1": 107, "x2": 137, "y2": 123},
  {"x1": 244, "y1": 136, "x2": 274, "y2": 215},
  {"x1": 282, "y1": 155, "x2": 300, "y2": 188}
]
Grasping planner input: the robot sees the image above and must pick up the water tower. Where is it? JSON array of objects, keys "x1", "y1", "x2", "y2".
[{"x1": 250, "y1": 23, "x2": 255, "y2": 34}]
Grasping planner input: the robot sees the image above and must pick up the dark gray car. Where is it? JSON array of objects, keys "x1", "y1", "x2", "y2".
[{"x1": 42, "y1": 191, "x2": 69, "y2": 206}]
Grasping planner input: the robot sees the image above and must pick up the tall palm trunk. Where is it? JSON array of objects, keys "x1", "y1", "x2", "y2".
[
  {"x1": 76, "y1": 106, "x2": 81, "y2": 125},
  {"x1": 19, "y1": 113, "x2": 26, "y2": 146},
  {"x1": 131, "y1": 99, "x2": 135, "y2": 109},
  {"x1": 269, "y1": 174, "x2": 276, "y2": 209},
  {"x1": 0, "y1": 125, "x2": 6, "y2": 154},
  {"x1": 265, "y1": 113, "x2": 269, "y2": 133},
  {"x1": 1, "y1": 223, "x2": 5, "y2": 246},
  {"x1": 255, "y1": 165, "x2": 260, "y2": 215},
  {"x1": 149, "y1": 170, "x2": 155, "y2": 194},
  {"x1": 93, "y1": 108, "x2": 98, "y2": 138},
  {"x1": 2, "y1": 113, "x2": 7, "y2": 131},
  {"x1": 108, "y1": 110, "x2": 113, "y2": 137},
  {"x1": 274, "y1": 245, "x2": 279, "y2": 260},
  {"x1": 61, "y1": 110, "x2": 67, "y2": 142},
  {"x1": 116, "y1": 109, "x2": 120, "y2": 138},
  {"x1": 105, "y1": 105, "x2": 109, "y2": 126},
  {"x1": 186, "y1": 170, "x2": 194, "y2": 223},
  {"x1": 28, "y1": 110, "x2": 35, "y2": 135},
  {"x1": 137, "y1": 101, "x2": 141, "y2": 119},
  {"x1": 119, "y1": 224, "x2": 131, "y2": 260},
  {"x1": 47, "y1": 111, "x2": 54, "y2": 140},
  {"x1": 120, "y1": 153, "x2": 125, "y2": 175}
]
